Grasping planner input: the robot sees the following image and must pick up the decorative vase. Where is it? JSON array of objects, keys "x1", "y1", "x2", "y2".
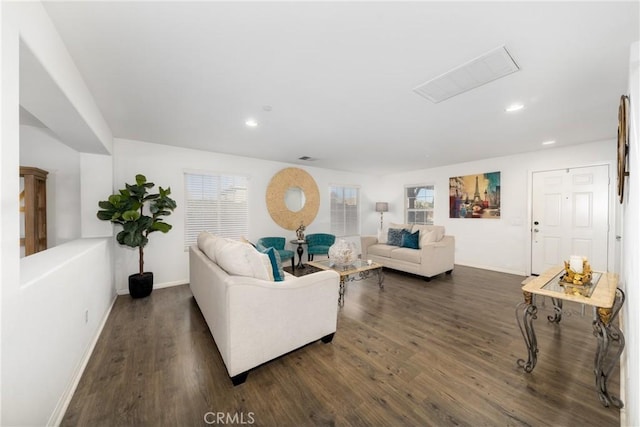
[{"x1": 328, "y1": 239, "x2": 357, "y2": 267}]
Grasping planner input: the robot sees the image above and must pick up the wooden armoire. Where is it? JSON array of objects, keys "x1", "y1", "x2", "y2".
[{"x1": 20, "y1": 166, "x2": 48, "y2": 256}]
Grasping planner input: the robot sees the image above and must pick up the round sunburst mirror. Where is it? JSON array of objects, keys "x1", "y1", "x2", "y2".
[{"x1": 266, "y1": 167, "x2": 319, "y2": 230}]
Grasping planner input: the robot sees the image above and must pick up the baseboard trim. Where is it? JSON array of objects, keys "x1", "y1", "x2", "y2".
[
  {"x1": 454, "y1": 262, "x2": 525, "y2": 277},
  {"x1": 116, "y1": 279, "x2": 187, "y2": 295},
  {"x1": 49, "y1": 294, "x2": 117, "y2": 426}
]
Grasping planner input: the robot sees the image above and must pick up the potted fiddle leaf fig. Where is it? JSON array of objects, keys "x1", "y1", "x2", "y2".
[{"x1": 97, "y1": 174, "x2": 177, "y2": 298}]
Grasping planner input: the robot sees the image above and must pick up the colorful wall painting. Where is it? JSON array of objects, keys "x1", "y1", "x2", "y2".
[{"x1": 449, "y1": 172, "x2": 501, "y2": 219}]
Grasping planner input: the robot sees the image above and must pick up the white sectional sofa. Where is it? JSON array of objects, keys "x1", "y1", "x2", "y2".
[
  {"x1": 361, "y1": 224, "x2": 455, "y2": 281},
  {"x1": 189, "y1": 232, "x2": 340, "y2": 385}
]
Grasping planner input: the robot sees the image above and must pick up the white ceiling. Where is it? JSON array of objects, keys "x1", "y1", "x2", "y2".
[{"x1": 39, "y1": 1, "x2": 639, "y2": 175}]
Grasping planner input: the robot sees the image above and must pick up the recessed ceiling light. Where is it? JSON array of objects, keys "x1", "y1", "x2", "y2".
[
  {"x1": 542, "y1": 140, "x2": 556, "y2": 145},
  {"x1": 245, "y1": 119, "x2": 258, "y2": 127},
  {"x1": 505, "y1": 103, "x2": 524, "y2": 112}
]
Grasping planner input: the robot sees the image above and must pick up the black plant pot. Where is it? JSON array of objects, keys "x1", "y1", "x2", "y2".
[{"x1": 129, "y1": 272, "x2": 153, "y2": 298}]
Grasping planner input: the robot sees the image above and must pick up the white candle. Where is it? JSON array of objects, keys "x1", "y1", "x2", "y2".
[{"x1": 569, "y1": 255, "x2": 584, "y2": 273}]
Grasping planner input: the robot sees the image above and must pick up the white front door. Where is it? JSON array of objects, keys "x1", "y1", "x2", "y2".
[{"x1": 531, "y1": 165, "x2": 609, "y2": 275}]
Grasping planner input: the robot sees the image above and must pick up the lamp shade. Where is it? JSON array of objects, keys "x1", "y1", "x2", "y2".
[{"x1": 375, "y1": 202, "x2": 389, "y2": 213}]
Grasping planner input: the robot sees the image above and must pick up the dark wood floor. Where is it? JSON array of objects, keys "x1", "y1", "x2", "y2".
[{"x1": 62, "y1": 265, "x2": 621, "y2": 426}]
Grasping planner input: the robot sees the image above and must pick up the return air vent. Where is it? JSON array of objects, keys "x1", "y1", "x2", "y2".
[{"x1": 413, "y1": 45, "x2": 519, "y2": 103}]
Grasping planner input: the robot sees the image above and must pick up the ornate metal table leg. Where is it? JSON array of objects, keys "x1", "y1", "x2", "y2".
[
  {"x1": 593, "y1": 288, "x2": 625, "y2": 408},
  {"x1": 377, "y1": 268, "x2": 384, "y2": 290},
  {"x1": 338, "y1": 277, "x2": 346, "y2": 307},
  {"x1": 516, "y1": 291, "x2": 538, "y2": 373},
  {"x1": 547, "y1": 297, "x2": 563, "y2": 323}
]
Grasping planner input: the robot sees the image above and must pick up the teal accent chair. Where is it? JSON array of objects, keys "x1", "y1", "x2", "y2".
[
  {"x1": 256, "y1": 237, "x2": 295, "y2": 269},
  {"x1": 306, "y1": 233, "x2": 336, "y2": 261}
]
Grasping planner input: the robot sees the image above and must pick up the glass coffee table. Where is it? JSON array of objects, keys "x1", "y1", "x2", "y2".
[{"x1": 307, "y1": 259, "x2": 384, "y2": 307}]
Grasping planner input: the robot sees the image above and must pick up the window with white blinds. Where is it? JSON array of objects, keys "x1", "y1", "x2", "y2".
[
  {"x1": 405, "y1": 184, "x2": 435, "y2": 225},
  {"x1": 330, "y1": 185, "x2": 360, "y2": 237},
  {"x1": 184, "y1": 172, "x2": 248, "y2": 248}
]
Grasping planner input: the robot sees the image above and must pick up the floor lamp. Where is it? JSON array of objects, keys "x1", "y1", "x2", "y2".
[{"x1": 375, "y1": 202, "x2": 389, "y2": 229}]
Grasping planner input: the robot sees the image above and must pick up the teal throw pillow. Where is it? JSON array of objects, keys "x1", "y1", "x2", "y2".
[
  {"x1": 261, "y1": 246, "x2": 285, "y2": 282},
  {"x1": 401, "y1": 230, "x2": 420, "y2": 249},
  {"x1": 387, "y1": 228, "x2": 404, "y2": 246}
]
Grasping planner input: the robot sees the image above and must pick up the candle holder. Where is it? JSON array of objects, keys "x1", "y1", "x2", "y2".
[{"x1": 561, "y1": 258, "x2": 592, "y2": 286}]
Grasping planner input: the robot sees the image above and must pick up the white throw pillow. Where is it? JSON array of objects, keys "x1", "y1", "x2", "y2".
[
  {"x1": 420, "y1": 230, "x2": 436, "y2": 247},
  {"x1": 215, "y1": 240, "x2": 273, "y2": 281},
  {"x1": 197, "y1": 231, "x2": 213, "y2": 249},
  {"x1": 246, "y1": 249, "x2": 275, "y2": 281},
  {"x1": 377, "y1": 227, "x2": 389, "y2": 244},
  {"x1": 432, "y1": 226, "x2": 445, "y2": 242},
  {"x1": 197, "y1": 231, "x2": 218, "y2": 262}
]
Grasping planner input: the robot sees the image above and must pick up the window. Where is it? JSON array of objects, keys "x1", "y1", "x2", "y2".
[
  {"x1": 330, "y1": 185, "x2": 360, "y2": 236},
  {"x1": 184, "y1": 172, "x2": 248, "y2": 248},
  {"x1": 405, "y1": 185, "x2": 434, "y2": 225}
]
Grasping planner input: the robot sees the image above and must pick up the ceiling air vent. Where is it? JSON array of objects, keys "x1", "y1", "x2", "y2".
[
  {"x1": 298, "y1": 156, "x2": 315, "y2": 161},
  {"x1": 413, "y1": 45, "x2": 519, "y2": 103}
]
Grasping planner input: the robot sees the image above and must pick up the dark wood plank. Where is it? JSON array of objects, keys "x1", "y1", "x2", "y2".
[{"x1": 62, "y1": 265, "x2": 621, "y2": 426}]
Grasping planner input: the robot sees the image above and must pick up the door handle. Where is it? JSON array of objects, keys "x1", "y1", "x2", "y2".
[{"x1": 533, "y1": 228, "x2": 539, "y2": 233}]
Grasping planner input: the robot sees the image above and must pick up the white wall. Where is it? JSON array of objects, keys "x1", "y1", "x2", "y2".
[
  {"x1": 621, "y1": 40, "x2": 639, "y2": 427},
  {"x1": 112, "y1": 138, "x2": 379, "y2": 293},
  {"x1": 112, "y1": 137, "x2": 617, "y2": 285},
  {"x1": 10, "y1": 239, "x2": 115, "y2": 426},
  {"x1": 0, "y1": 3, "x2": 21, "y2": 423},
  {"x1": 20, "y1": 124, "x2": 81, "y2": 249},
  {"x1": 377, "y1": 140, "x2": 616, "y2": 275},
  {"x1": 1, "y1": 2, "x2": 115, "y2": 425},
  {"x1": 80, "y1": 153, "x2": 113, "y2": 238},
  {"x1": 16, "y1": 7, "x2": 112, "y2": 156}
]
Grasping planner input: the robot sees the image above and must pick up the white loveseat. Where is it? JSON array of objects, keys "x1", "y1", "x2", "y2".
[
  {"x1": 361, "y1": 224, "x2": 455, "y2": 281},
  {"x1": 189, "y1": 232, "x2": 340, "y2": 385}
]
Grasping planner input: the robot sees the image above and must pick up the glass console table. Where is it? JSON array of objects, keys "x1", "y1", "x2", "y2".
[{"x1": 516, "y1": 265, "x2": 625, "y2": 408}]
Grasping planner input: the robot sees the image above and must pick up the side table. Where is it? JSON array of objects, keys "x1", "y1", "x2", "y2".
[
  {"x1": 290, "y1": 240, "x2": 307, "y2": 269},
  {"x1": 516, "y1": 265, "x2": 624, "y2": 408}
]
